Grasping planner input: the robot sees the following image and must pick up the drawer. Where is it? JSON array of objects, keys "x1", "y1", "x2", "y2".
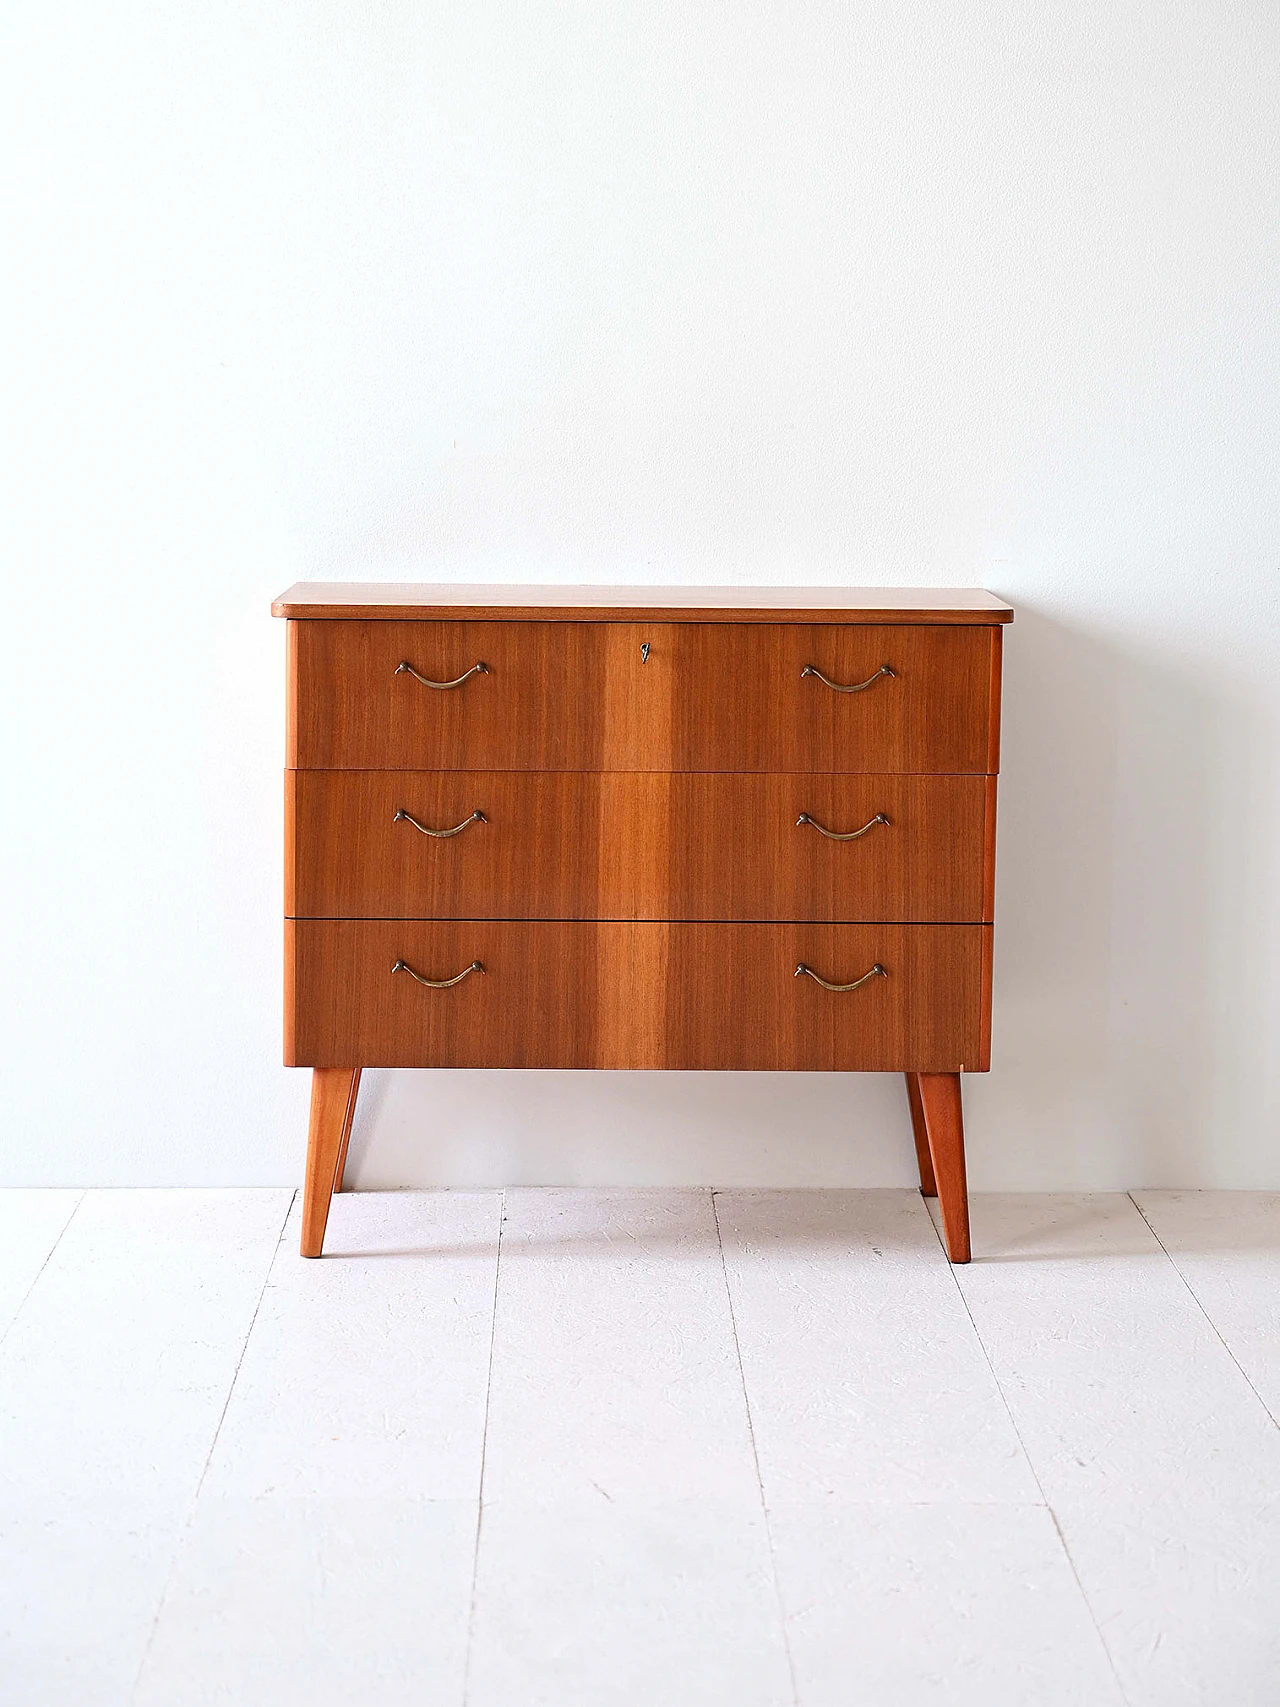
[
  {"x1": 288, "y1": 620, "x2": 999, "y2": 774},
  {"x1": 285, "y1": 920, "x2": 989, "y2": 1071},
  {"x1": 287, "y1": 772, "x2": 993, "y2": 923}
]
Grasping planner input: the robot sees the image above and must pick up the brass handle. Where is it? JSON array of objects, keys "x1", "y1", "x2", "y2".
[
  {"x1": 394, "y1": 660, "x2": 489, "y2": 689},
  {"x1": 801, "y1": 663, "x2": 895, "y2": 693},
  {"x1": 395, "y1": 808, "x2": 486, "y2": 839},
  {"x1": 392, "y1": 958, "x2": 485, "y2": 989},
  {"x1": 794, "y1": 961, "x2": 887, "y2": 992},
  {"x1": 796, "y1": 811, "x2": 890, "y2": 841}
]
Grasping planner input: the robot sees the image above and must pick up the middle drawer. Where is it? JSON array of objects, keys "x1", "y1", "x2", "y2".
[{"x1": 287, "y1": 771, "x2": 991, "y2": 923}]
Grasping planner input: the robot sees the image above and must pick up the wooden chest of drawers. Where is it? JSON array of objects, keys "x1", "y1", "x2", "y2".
[{"x1": 273, "y1": 584, "x2": 1013, "y2": 1262}]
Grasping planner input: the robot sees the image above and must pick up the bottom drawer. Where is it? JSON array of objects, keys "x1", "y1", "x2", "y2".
[{"x1": 286, "y1": 920, "x2": 990, "y2": 1072}]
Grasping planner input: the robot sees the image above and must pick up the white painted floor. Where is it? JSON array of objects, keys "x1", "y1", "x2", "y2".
[{"x1": 2, "y1": 1189, "x2": 1278, "y2": 1706}]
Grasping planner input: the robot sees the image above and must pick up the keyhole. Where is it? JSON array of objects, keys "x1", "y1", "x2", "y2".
[{"x1": 640, "y1": 641, "x2": 650, "y2": 663}]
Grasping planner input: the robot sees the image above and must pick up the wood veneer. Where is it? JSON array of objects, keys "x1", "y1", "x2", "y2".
[
  {"x1": 273, "y1": 584, "x2": 1014, "y2": 623},
  {"x1": 286, "y1": 771, "x2": 990, "y2": 923},
  {"x1": 285, "y1": 920, "x2": 987, "y2": 1073},
  {"x1": 275, "y1": 585, "x2": 1010, "y2": 1263},
  {"x1": 288, "y1": 620, "x2": 998, "y2": 774}
]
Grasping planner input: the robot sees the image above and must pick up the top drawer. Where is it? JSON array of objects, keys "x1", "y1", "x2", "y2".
[{"x1": 288, "y1": 620, "x2": 1000, "y2": 774}]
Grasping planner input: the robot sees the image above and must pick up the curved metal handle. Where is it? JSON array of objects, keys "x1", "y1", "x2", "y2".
[
  {"x1": 395, "y1": 660, "x2": 489, "y2": 689},
  {"x1": 801, "y1": 663, "x2": 895, "y2": 693},
  {"x1": 394, "y1": 808, "x2": 486, "y2": 840},
  {"x1": 392, "y1": 958, "x2": 485, "y2": 989},
  {"x1": 794, "y1": 961, "x2": 887, "y2": 992},
  {"x1": 796, "y1": 811, "x2": 890, "y2": 841}
]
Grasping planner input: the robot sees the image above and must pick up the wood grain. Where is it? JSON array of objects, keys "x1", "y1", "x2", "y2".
[
  {"x1": 903, "y1": 1072, "x2": 938, "y2": 1196},
  {"x1": 287, "y1": 621, "x2": 999, "y2": 774},
  {"x1": 284, "y1": 619, "x2": 300, "y2": 779},
  {"x1": 333, "y1": 1067, "x2": 362, "y2": 1194},
  {"x1": 284, "y1": 920, "x2": 987, "y2": 1071},
  {"x1": 301, "y1": 1067, "x2": 359, "y2": 1258},
  {"x1": 918, "y1": 1072, "x2": 970, "y2": 1263},
  {"x1": 982, "y1": 774, "x2": 998, "y2": 926},
  {"x1": 978, "y1": 916, "x2": 994, "y2": 1071},
  {"x1": 272, "y1": 583, "x2": 1015, "y2": 623},
  {"x1": 279, "y1": 585, "x2": 1008, "y2": 1268},
  {"x1": 985, "y1": 622, "x2": 1004, "y2": 773},
  {"x1": 286, "y1": 771, "x2": 990, "y2": 922}
]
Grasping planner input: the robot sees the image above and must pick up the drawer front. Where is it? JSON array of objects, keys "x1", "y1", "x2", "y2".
[
  {"x1": 288, "y1": 620, "x2": 998, "y2": 774},
  {"x1": 286, "y1": 920, "x2": 987, "y2": 1071},
  {"x1": 287, "y1": 772, "x2": 991, "y2": 923}
]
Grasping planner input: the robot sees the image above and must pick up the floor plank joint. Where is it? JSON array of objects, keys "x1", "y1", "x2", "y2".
[{"x1": 2, "y1": 1188, "x2": 1277, "y2": 1706}]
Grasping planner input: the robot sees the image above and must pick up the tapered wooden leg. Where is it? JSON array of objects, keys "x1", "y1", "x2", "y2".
[
  {"x1": 917, "y1": 1072, "x2": 971, "y2": 1264},
  {"x1": 903, "y1": 1073, "x2": 937, "y2": 1197},
  {"x1": 301, "y1": 1068, "x2": 360, "y2": 1258},
  {"x1": 333, "y1": 1068, "x2": 362, "y2": 1194}
]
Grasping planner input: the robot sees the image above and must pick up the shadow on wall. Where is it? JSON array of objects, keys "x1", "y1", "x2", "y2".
[
  {"x1": 968, "y1": 601, "x2": 1275, "y2": 1189},
  {"x1": 347, "y1": 1066, "x2": 915, "y2": 1192},
  {"x1": 345, "y1": 602, "x2": 1276, "y2": 1191}
]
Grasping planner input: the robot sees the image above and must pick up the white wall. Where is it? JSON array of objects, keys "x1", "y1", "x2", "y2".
[{"x1": 2, "y1": 1, "x2": 1277, "y2": 1189}]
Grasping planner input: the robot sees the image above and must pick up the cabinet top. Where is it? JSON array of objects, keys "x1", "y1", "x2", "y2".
[{"x1": 271, "y1": 583, "x2": 1013, "y2": 624}]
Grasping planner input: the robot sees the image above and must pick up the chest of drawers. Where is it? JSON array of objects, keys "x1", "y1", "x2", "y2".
[{"x1": 273, "y1": 584, "x2": 1013, "y2": 1263}]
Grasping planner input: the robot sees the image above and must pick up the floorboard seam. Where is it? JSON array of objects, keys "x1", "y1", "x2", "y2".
[
  {"x1": 1128, "y1": 1191, "x2": 1280, "y2": 1432},
  {"x1": 0, "y1": 1190, "x2": 85, "y2": 1352},
  {"x1": 462, "y1": 1186, "x2": 504, "y2": 1707},
  {"x1": 930, "y1": 1202, "x2": 1133, "y2": 1706},
  {"x1": 191, "y1": 1191, "x2": 298, "y2": 1503},
  {"x1": 128, "y1": 1188, "x2": 297, "y2": 1703},
  {"x1": 711, "y1": 1188, "x2": 800, "y2": 1707}
]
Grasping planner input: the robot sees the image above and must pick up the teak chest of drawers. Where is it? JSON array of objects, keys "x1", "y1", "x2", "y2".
[{"x1": 272, "y1": 584, "x2": 1013, "y2": 1263}]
